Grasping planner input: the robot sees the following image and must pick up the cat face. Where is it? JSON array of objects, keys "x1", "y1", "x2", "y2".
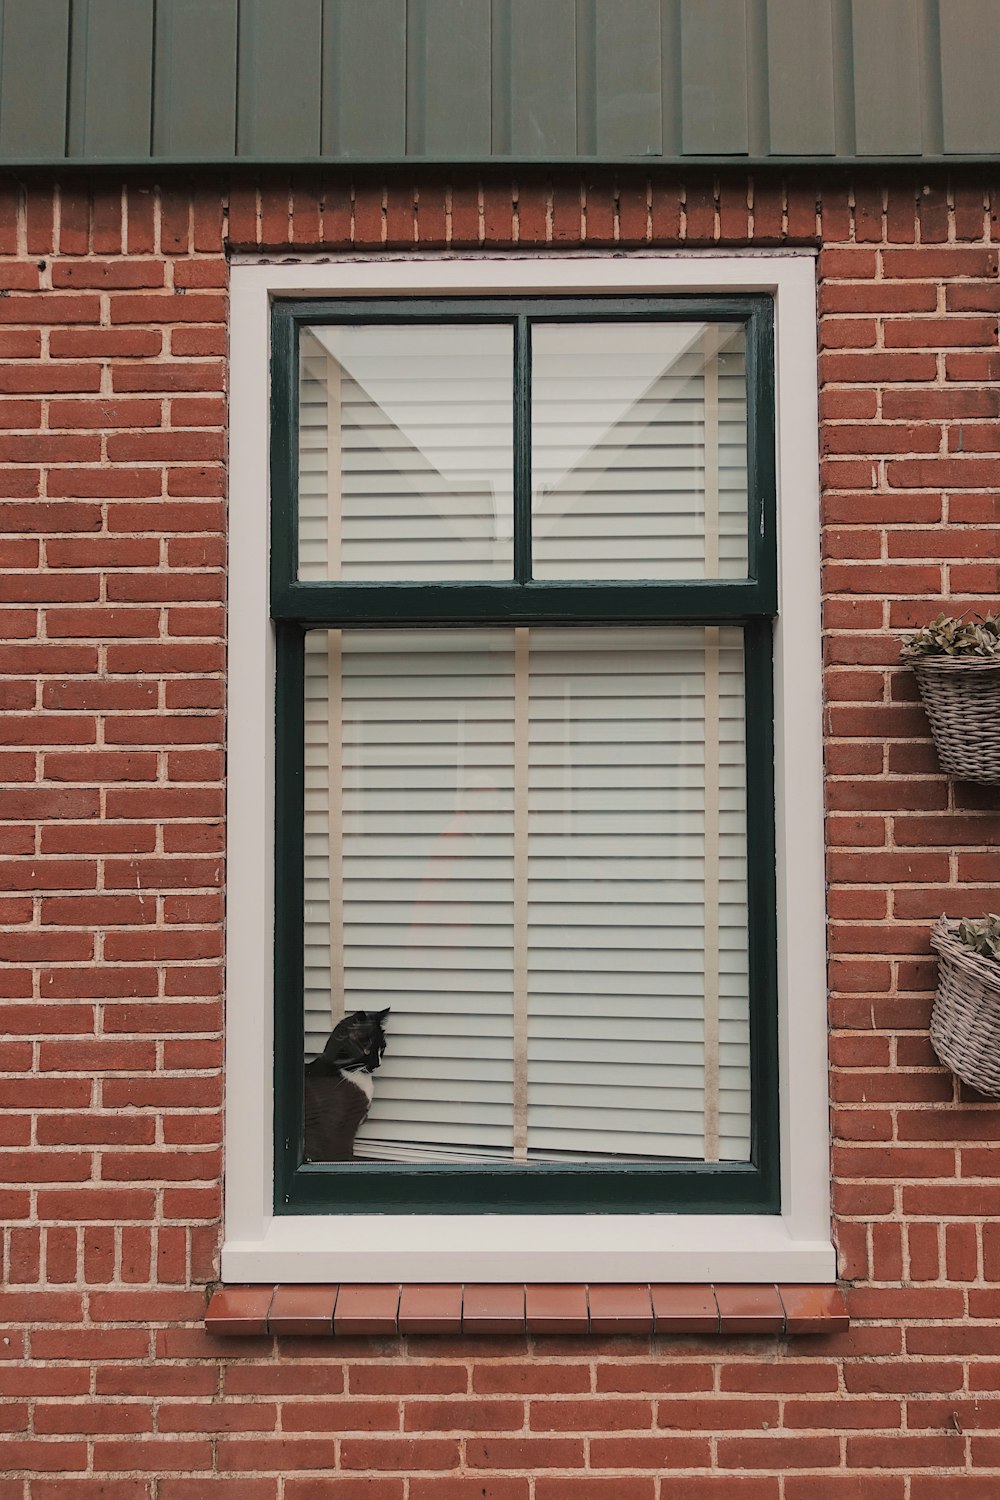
[{"x1": 322, "y1": 1007, "x2": 390, "y2": 1073}]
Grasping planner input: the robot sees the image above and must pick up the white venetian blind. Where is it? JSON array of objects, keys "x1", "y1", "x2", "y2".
[
  {"x1": 531, "y1": 322, "x2": 748, "y2": 580},
  {"x1": 297, "y1": 325, "x2": 514, "y2": 582},
  {"x1": 526, "y1": 627, "x2": 750, "y2": 1162},
  {"x1": 302, "y1": 626, "x2": 751, "y2": 1165},
  {"x1": 305, "y1": 628, "x2": 517, "y2": 1161}
]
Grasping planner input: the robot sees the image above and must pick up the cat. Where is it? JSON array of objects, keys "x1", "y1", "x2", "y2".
[{"x1": 303, "y1": 1007, "x2": 390, "y2": 1163}]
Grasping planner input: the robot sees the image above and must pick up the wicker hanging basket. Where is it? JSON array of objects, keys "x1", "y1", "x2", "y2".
[
  {"x1": 930, "y1": 918, "x2": 1000, "y2": 1096},
  {"x1": 910, "y1": 656, "x2": 1000, "y2": 785}
]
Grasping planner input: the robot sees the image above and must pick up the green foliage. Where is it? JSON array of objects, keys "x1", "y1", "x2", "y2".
[
  {"x1": 901, "y1": 612, "x2": 1000, "y2": 660},
  {"x1": 957, "y1": 914, "x2": 1000, "y2": 966}
]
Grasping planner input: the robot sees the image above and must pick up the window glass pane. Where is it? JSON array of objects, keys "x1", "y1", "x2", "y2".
[
  {"x1": 297, "y1": 325, "x2": 514, "y2": 581},
  {"x1": 531, "y1": 322, "x2": 749, "y2": 580},
  {"x1": 303, "y1": 626, "x2": 750, "y2": 1166}
]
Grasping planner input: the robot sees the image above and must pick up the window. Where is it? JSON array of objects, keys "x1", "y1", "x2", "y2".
[
  {"x1": 226, "y1": 256, "x2": 832, "y2": 1281},
  {"x1": 273, "y1": 296, "x2": 777, "y2": 1214}
]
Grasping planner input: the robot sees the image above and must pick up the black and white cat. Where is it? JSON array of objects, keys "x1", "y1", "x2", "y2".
[{"x1": 303, "y1": 1007, "x2": 390, "y2": 1162}]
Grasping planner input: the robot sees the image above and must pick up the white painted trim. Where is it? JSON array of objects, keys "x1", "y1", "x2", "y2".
[
  {"x1": 223, "y1": 1214, "x2": 834, "y2": 1283},
  {"x1": 225, "y1": 253, "x2": 833, "y2": 1284}
]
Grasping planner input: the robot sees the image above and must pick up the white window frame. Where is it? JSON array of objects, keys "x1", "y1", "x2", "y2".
[{"x1": 224, "y1": 252, "x2": 834, "y2": 1283}]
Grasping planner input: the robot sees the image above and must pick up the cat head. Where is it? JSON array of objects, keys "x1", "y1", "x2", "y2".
[{"x1": 322, "y1": 1007, "x2": 390, "y2": 1073}]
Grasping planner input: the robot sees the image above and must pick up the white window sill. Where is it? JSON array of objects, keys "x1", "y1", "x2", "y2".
[{"x1": 222, "y1": 1213, "x2": 836, "y2": 1284}]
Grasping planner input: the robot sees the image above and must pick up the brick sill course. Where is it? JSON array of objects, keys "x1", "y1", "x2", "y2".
[{"x1": 205, "y1": 1283, "x2": 847, "y2": 1338}]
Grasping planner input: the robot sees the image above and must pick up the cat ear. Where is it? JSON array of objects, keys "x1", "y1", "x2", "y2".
[{"x1": 376, "y1": 1007, "x2": 390, "y2": 1020}]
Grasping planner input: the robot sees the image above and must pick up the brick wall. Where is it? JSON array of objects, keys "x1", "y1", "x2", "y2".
[{"x1": 1, "y1": 172, "x2": 999, "y2": 1496}]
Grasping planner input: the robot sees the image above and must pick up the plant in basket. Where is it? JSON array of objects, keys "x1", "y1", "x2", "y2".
[
  {"x1": 930, "y1": 915, "x2": 1000, "y2": 1096},
  {"x1": 900, "y1": 612, "x2": 1000, "y2": 785}
]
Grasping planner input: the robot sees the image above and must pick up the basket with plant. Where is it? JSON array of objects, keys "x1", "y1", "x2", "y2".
[
  {"x1": 900, "y1": 613, "x2": 1000, "y2": 784},
  {"x1": 930, "y1": 916, "x2": 1000, "y2": 1095}
]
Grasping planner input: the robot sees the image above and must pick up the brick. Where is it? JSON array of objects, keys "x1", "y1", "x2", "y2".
[
  {"x1": 110, "y1": 293, "x2": 227, "y2": 325},
  {"x1": 53, "y1": 261, "x2": 166, "y2": 290},
  {"x1": 34, "y1": 1402, "x2": 153, "y2": 1435},
  {"x1": 465, "y1": 1437, "x2": 584, "y2": 1470},
  {"x1": 882, "y1": 248, "x2": 998, "y2": 277},
  {"x1": 787, "y1": 1483, "x2": 903, "y2": 1500},
  {"x1": 0, "y1": 294, "x2": 100, "y2": 324},
  {"x1": 47, "y1": 469, "x2": 162, "y2": 499},
  {"x1": 589, "y1": 1435, "x2": 711, "y2": 1468},
  {"x1": 0, "y1": 1439, "x2": 87, "y2": 1471},
  {"x1": 821, "y1": 281, "x2": 937, "y2": 313},
  {"x1": 113, "y1": 360, "x2": 224, "y2": 392},
  {"x1": 91, "y1": 1438, "x2": 213, "y2": 1472},
  {"x1": 286, "y1": 1485, "x2": 399, "y2": 1500},
  {"x1": 884, "y1": 316, "x2": 997, "y2": 347},
  {"x1": 50, "y1": 328, "x2": 162, "y2": 358},
  {"x1": 684, "y1": 175, "x2": 716, "y2": 241},
  {"x1": 161, "y1": 1485, "x2": 275, "y2": 1500},
  {"x1": 529, "y1": 1397, "x2": 653, "y2": 1431},
  {"x1": 535, "y1": 1484, "x2": 654, "y2": 1500},
  {"x1": 717, "y1": 1435, "x2": 841, "y2": 1468},
  {"x1": 170, "y1": 326, "x2": 226, "y2": 356},
  {"x1": 821, "y1": 351, "x2": 938, "y2": 382},
  {"x1": 44, "y1": 750, "x2": 158, "y2": 782},
  {"x1": 911, "y1": 1483, "x2": 1000, "y2": 1500},
  {"x1": 946, "y1": 350, "x2": 1000, "y2": 380}
]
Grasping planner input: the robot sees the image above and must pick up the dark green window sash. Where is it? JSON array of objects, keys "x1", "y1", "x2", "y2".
[
  {"x1": 270, "y1": 295, "x2": 776, "y2": 613},
  {"x1": 270, "y1": 294, "x2": 780, "y2": 1216}
]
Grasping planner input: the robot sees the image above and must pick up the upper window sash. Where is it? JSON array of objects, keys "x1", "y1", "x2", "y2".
[{"x1": 269, "y1": 295, "x2": 777, "y2": 623}]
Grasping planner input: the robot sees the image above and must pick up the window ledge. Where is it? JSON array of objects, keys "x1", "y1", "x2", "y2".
[{"x1": 205, "y1": 1282, "x2": 848, "y2": 1338}]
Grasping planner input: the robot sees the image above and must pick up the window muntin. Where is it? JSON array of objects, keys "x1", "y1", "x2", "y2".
[{"x1": 272, "y1": 294, "x2": 778, "y2": 1215}]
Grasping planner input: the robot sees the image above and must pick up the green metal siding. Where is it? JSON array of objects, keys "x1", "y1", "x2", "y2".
[
  {"x1": 0, "y1": 0, "x2": 996, "y2": 166},
  {"x1": 237, "y1": 0, "x2": 323, "y2": 159},
  {"x1": 153, "y1": 0, "x2": 238, "y2": 159},
  {"x1": 0, "y1": 0, "x2": 69, "y2": 161},
  {"x1": 506, "y1": 0, "x2": 576, "y2": 158},
  {"x1": 765, "y1": 0, "x2": 837, "y2": 157},
  {"x1": 852, "y1": 0, "x2": 923, "y2": 157},
  {"x1": 324, "y1": 0, "x2": 407, "y2": 159},
  {"x1": 595, "y1": 0, "x2": 662, "y2": 158},
  {"x1": 940, "y1": 0, "x2": 1000, "y2": 155},
  {"x1": 68, "y1": 0, "x2": 154, "y2": 159},
  {"x1": 679, "y1": 0, "x2": 748, "y2": 157},
  {"x1": 416, "y1": 0, "x2": 492, "y2": 157}
]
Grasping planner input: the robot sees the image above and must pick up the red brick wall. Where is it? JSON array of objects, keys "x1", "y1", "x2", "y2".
[{"x1": 1, "y1": 172, "x2": 999, "y2": 1497}]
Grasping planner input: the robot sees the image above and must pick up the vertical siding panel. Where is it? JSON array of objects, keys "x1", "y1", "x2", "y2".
[
  {"x1": 490, "y1": 0, "x2": 512, "y2": 155},
  {"x1": 575, "y1": 0, "x2": 597, "y2": 157},
  {"x1": 324, "y1": 0, "x2": 407, "y2": 159},
  {"x1": 508, "y1": 0, "x2": 577, "y2": 158},
  {"x1": 830, "y1": 0, "x2": 857, "y2": 157},
  {"x1": 744, "y1": 0, "x2": 769, "y2": 160},
  {"x1": 0, "y1": 0, "x2": 70, "y2": 160},
  {"x1": 153, "y1": 0, "x2": 238, "y2": 159},
  {"x1": 939, "y1": 0, "x2": 1000, "y2": 153},
  {"x1": 411, "y1": 0, "x2": 491, "y2": 158},
  {"x1": 680, "y1": 0, "x2": 749, "y2": 155},
  {"x1": 238, "y1": 0, "x2": 323, "y2": 158},
  {"x1": 851, "y1": 0, "x2": 923, "y2": 155},
  {"x1": 659, "y1": 0, "x2": 682, "y2": 162},
  {"x1": 595, "y1": 0, "x2": 662, "y2": 157},
  {"x1": 766, "y1": 0, "x2": 836, "y2": 155},
  {"x1": 68, "y1": 0, "x2": 154, "y2": 158}
]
